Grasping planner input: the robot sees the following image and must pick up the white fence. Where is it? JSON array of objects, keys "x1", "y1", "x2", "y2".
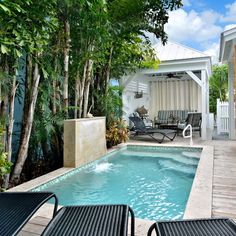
[{"x1": 217, "y1": 99, "x2": 229, "y2": 134}]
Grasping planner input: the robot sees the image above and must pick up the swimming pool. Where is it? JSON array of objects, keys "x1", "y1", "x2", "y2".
[{"x1": 33, "y1": 145, "x2": 201, "y2": 221}]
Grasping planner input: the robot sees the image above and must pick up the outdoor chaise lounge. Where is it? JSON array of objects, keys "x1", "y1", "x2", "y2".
[
  {"x1": 0, "y1": 191, "x2": 58, "y2": 236},
  {"x1": 147, "y1": 218, "x2": 236, "y2": 236},
  {"x1": 129, "y1": 116, "x2": 177, "y2": 143},
  {"x1": 42, "y1": 204, "x2": 135, "y2": 236}
]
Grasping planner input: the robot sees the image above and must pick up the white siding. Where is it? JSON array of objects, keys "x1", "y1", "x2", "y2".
[{"x1": 123, "y1": 77, "x2": 150, "y2": 123}]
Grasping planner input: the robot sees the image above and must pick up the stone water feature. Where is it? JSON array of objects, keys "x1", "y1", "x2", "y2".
[{"x1": 64, "y1": 117, "x2": 106, "y2": 167}]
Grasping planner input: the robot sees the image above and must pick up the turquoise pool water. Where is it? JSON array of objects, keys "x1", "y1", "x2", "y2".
[{"x1": 33, "y1": 146, "x2": 201, "y2": 220}]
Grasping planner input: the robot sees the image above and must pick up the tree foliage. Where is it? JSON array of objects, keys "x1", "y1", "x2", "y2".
[
  {"x1": 0, "y1": 0, "x2": 182, "y2": 186},
  {"x1": 209, "y1": 64, "x2": 228, "y2": 114}
]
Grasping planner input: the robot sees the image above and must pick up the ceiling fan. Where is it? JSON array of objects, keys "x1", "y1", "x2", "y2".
[{"x1": 165, "y1": 73, "x2": 182, "y2": 79}]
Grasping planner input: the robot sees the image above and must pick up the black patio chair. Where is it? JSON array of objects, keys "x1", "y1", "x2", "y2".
[
  {"x1": 178, "y1": 112, "x2": 202, "y2": 137},
  {"x1": 42, "y1": 204, "x2": 135, "y2": 236},
  {"x1": 129, "y1": 116, "x2": 177, "y2": 143},
  {"x1": 147, "y1": 218, "x2": 236, "y2": 236},
  {"x1": 0, "y1": 191, "x2": 58, "y2": 236}
]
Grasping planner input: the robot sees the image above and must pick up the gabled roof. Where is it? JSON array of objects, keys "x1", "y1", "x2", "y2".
[
  {"x1": 153, "y1": 41, "x2": 208, "y2": 61},
  {"x1": 219, "y1": 26, "x2": 236, "y2": 62}
]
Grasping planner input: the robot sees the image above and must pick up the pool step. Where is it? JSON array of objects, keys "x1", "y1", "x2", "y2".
[
  {"x1": 121, "y1": 150, "x2": 199, "y2": 167},
  {"x1": 158, "y1": 159, "x2": 197, "y2": 176}
]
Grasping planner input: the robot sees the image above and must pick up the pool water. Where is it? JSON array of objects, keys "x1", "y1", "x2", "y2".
[{"x1": 34, "y1": 146, "x2": 200, "y2": 220}]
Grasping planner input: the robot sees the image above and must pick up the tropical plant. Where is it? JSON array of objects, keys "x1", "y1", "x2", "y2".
[
  {"x1": 0, "y1": 124, "x2": 12, "y2": 190},
  {"x1": 93, "y1": 85, "x2": 122, "y2": 122},
  {"x1": 209, "y1": 64, "x2": 228, "y2": 114},
  {"x1": 106, "y1": 117, "x2": 129, "y2": 147},
  {"x1": 0, "y1": 0, "x2": 182, "y2": 186}
]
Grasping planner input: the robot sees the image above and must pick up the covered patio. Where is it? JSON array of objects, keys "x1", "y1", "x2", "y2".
[{"x1": 122, "y1": 41, "x2": 212, "y2": 140}]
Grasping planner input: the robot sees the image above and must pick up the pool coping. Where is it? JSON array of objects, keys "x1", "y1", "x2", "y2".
[
  {"x1": 8, "y1": 143, "x2": 213, "y2": 219},
  {"x1": 184, "y1": 145, "x2": 213, "y2": 219}
]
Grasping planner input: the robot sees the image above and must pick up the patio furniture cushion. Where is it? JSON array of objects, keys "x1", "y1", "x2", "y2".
[
  {"x1": 42, "y1": 204, "x2": 135, "y2": 236},
  {"x1": 0, "y1": 192, "x2": 58, "y2": 236},
  {"x1": 147, "y1": 218, "x2": 236, "y2": 236},
  {"x1": 156, "y1": 110, "x2": 190, "y2": 124}
]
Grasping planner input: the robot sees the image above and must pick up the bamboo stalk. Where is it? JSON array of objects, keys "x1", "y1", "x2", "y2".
[{"x1": 11, "y1": 61, "x2": 40, "y2": 183}]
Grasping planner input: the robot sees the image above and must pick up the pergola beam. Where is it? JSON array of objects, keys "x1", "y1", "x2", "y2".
[{"x1": 186, "y1": 71, "x2": 202, "y2": 87}]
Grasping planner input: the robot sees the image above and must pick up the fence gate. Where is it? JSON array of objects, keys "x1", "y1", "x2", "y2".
[{"x1": 216, "y1": 99, "x2": 229, "y2": 134}]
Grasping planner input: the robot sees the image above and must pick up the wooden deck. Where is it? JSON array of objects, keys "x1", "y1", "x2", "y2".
[
  {"x1": 212, "y1": 142, "x2": 236, "y2": 219},
  {"x1": 19, "y1": 139, "x2": 236, "y2": 236}
]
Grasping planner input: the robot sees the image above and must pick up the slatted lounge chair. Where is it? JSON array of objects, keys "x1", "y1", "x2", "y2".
[
  {"x1": 0, "y1": 191, "x2": 58, "y2": 236},
  {"x1": 42, "y1": 204, "x2": 135, "y2": 236},
  {"x1": 178, "y1": 112, "x2": 202, "y2": 137},
  {"x1": 129, "y1": 116, "x2": 177, "y2": 143},
  {"x1": 147, "y1": 218, "x2": 236, "y2": 236}
]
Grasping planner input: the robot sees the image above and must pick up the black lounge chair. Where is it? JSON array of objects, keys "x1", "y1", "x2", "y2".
[
  {"x1": 42, "y1": 204, "x2": 135, "y2": 236},
  {"x1": 178, "y1": 112, "x2": 202, "y2": 137},
  {"x1": 0, "y1": 191, "x2": 58, "y2": 236},
  {"x1": 129, "y1": 116, "x2": 177, "y2": 143},
  {"x1": 147, "y1": 218, "x2": 236, "y2": 236}
]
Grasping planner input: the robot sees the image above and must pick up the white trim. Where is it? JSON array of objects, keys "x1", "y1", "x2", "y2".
[
  {"x1": 201, "y1": 70, "x2": 207, "y2": 140},
  {"x1": 228, "y1": 62, "x2": 235, "y2": 139},
  {"x1": 141, "y1": 57, "x2": 211, "y2": 76},
  {"x1": 220, "y1": 27, "x2": 236, "y2": 62},
  {"x1": 186, "y1": 71, "x2": 202, "y2": 87}
]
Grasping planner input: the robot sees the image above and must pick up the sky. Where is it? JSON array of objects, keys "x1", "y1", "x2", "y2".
[{"x1": 150, "y1": 0, "x2": 236, "y2": 64}]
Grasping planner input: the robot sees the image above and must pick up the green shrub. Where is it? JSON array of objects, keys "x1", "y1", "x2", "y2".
[{"x1": 0, "y1": 125, "x2": 12, "y2": 190}]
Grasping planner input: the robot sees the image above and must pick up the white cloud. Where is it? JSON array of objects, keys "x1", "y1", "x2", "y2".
[
  {"x1": 165, "y1": 9, "x2": 222, "y2": 43},
  {"x1": 221, "y1": 1, "x2": 236, "y2": 22},
  {"x1": 224, "y1": 24, "x2": 236, "y2": 31},
  {"x1": 203, "y1": 42, "x2": 219, "y2": 64}
]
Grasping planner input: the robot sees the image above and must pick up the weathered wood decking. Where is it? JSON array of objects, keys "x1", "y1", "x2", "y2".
[
  {"x1": 19, "y1": 138, "x2": 236, "y2": 236},
  {"x1": 212, "y1": 142, "x2": 236, "y2": 219}
]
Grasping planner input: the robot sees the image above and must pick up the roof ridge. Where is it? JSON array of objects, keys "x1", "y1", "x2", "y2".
[
  {"x1": 153, "y1": 40, "x2": 210, "y2": 61},
  {"x1": 153, "y1": 40, "x2": 208, "y2": 57}
]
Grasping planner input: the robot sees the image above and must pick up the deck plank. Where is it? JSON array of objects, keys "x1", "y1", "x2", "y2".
[{"x1": 212, "y1": 143, "x2": 236, "y2": 219}]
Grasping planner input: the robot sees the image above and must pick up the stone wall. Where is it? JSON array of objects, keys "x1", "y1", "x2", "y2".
[{"x1": 64, "y1": 117, "x2": 106, "y2": 167}]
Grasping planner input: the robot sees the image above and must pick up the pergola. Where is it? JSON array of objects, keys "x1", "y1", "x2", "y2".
[
  {"x1": 122, "y1": 41, "x2": 212, "y2": 140},
  {"x1": 220, "y1": 27, "x2": 236, "y2": 140}
]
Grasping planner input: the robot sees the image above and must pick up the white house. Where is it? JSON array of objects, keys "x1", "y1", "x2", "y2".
[
  {"x1": 122, "y1": 41, "x2": 212, "y2": 140},
  {"x1": 219, "y1": 27, "x2": 236, "y2": 140}
]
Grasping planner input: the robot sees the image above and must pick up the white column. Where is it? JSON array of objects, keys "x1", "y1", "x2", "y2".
[
  {"x1": 228, "y1": 62, "x2": 235, "y2": 139},
  {"x1": 206, "y1": 77, "x2": 210, "y2": 115},
  {"x1": 201, "y1": 70, "x2": 207, "y2": 140},
  {"x1": 205, "y1": 74, "x2": 209, "y2": 136}
]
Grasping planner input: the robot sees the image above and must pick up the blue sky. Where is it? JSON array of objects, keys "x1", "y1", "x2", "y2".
[{"x1": 152, "y1": 0, "x2": 236, "y2": 63}]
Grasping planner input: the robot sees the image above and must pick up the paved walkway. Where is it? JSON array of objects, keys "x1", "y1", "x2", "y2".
[{"x1": 19, "y1": 136, "x2": 236, "y2": 236}]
